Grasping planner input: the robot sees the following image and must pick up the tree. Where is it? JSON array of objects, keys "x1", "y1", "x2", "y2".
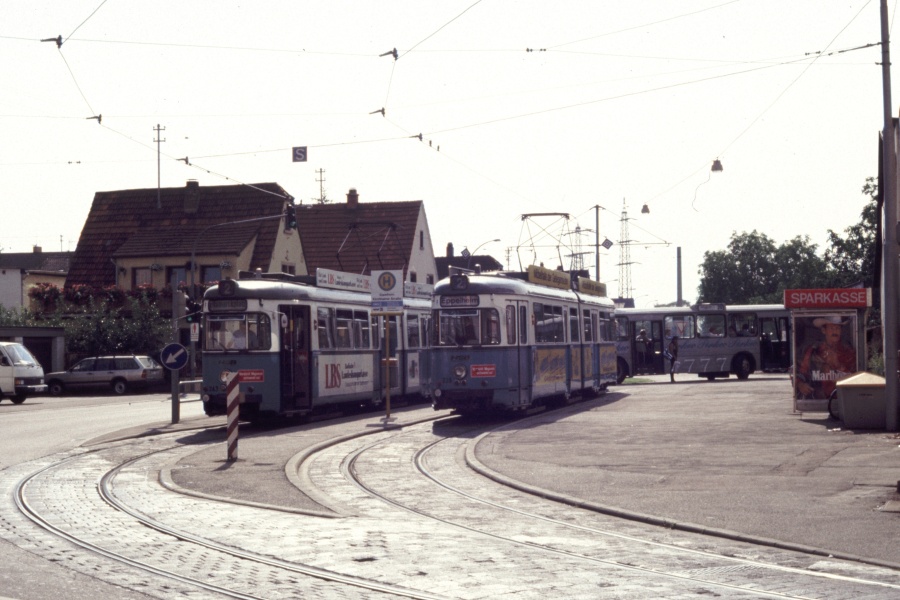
[
  {"x1": 698, "y1": 231, "x2": 780, "y2": 303},
  {"x1": 697, "y1": 231, "x2": 830, "y2": 304},
  {"x1": 824, "y1": 177, "x2": 879, "y2": 290}
]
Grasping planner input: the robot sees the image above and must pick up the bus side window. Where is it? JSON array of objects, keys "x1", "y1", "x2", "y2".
[{"x1": 506, "y1": 305, "x2": 517, "y2": 345}]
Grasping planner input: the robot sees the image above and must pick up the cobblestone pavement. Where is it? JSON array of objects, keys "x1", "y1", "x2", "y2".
[{"x1": 3, "y1": 404, "x2": 900, "y2": 599}]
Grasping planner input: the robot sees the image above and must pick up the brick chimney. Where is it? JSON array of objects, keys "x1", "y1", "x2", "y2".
[
  {"x1": 446, "y1": 242, "x2": 454, "y2": 257},
  {"x1": 184, "y1": 180, "x2": 200, "y2": 214},
  {"x1": 347, "y1": 188, "x2": 359, "y2": 208},
  {"x1": 33, "y1": 245, "x2": 42, "y2": 253}
]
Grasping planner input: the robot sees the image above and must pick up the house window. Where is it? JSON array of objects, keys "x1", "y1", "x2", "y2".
[
  {"x1": 133, "y1": 268, "x2": 151, "y2": 288},
  {"x1": 426, "y1": 274, "x2": 434, "y2": 284},
  {"x1": 419, "y1": 230, "x2": 424, "y2": 250},
  {"x1": 201, "y1": 266, "x2": 222, "y2": 283},
  {"x1": 282, "y1": 264, "x2": 295, "y2": 275},
  {"x1": 409, "y1": 271, "x2": 417, "y2": 283},
  {"x1": 166, "y1": 266, "x2": 187, "y2": 288}
]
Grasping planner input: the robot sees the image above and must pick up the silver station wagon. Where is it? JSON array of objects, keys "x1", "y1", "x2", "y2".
[{"x1": 46, "y1": 355, "x2": 164, "y2": 396}]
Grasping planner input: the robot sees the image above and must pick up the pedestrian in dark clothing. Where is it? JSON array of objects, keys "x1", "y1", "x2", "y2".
[{"x1": 666, "y1": 336, "x2": 679, "y2": 382}]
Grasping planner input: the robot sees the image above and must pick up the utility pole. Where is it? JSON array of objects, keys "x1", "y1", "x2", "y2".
[
  {"x1": 154, "y1": 124, "x2": 166, "y2": 209},
  {"x1": 315, "y1": 168, "x2": 328, "y2": 204},
  {"x1": 879, "y1": 0, "x2": 899, "y2": 431}
]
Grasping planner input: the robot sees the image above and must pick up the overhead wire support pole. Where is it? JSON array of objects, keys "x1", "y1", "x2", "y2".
[
  {"x1": 154, "y1": 124, "x2": 165, "y2": 209},
  {"x1": 879, "y1": 0, "x2": 899, "y2": 431}
]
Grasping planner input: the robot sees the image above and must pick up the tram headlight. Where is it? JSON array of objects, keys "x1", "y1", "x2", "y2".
[{"x1": 453, "y1": 364, "x2": 467, "y2": 379}]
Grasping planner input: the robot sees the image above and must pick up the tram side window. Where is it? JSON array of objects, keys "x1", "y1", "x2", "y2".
[
  {"x1": 421, "y1": 315, "x2": 432, "y2": 347},
  {"x1": 335, "y1": 309, "x2": 354, "y2": 349},
  {"x1": 697, "y1": 314, "x2": 726, "y2": 337},
  {"x1": 616, "y1": 317, "x2": 629, "y2": 341},
  {"x1": 534, "y1": 303, "x2": 564, "y2": 343},
  {"x1": 519, "y1": 305, "x2": 528, "y2": 344},
  {"x1": 664, "y1": 315, "x2": 695, "y2": 339},
  {"x1": 407, "y1": 314, "x2": 421, "y2": 348},
  {"x1": 728, "y1": 313, "x2": 758, "y2": 337},
  {"x1": 569, "y1": 308, "x2": 580, "y2": 343},
  {"x1": 353, "y1": 310, "x2": 371, "y2": 348},
  {"x1": 317, "y1": 307, "x2": 335, "y2": 349},
  {"x1": 506, "y1": 306, "x2": 516, "y2": 344},
  {"x1": 582, "y1": 310, "x2": 596, "y2": 343}
]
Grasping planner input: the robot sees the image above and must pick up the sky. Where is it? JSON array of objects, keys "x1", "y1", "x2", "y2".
[{"x1": 0, "y1": 1, "x2": 893, "y2": 307}]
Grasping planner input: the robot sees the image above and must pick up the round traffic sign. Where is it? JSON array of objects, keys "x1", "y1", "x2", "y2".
[{"x1": 160, "y1": 343, "x2": 189, "y2": 371}]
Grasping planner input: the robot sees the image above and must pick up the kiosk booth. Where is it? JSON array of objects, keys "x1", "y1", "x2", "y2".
[{"x1": 784, "y1": 288, "x2": 871, "y2": 413}]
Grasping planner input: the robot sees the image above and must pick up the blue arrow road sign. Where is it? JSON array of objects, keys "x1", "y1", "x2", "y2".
[{"x1": 161, "y1": 343, "x2": 189, "y2": 371}]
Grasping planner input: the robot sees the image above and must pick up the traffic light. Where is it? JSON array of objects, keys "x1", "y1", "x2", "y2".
[
  {"x1": 186, "y1": 298, "x2": 202, "y2": 323},
  {"x1": 284, "y1": 204, "x2": 297, "y2": 231}
]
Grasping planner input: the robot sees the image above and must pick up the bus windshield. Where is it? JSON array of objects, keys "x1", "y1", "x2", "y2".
[{"x1": 436, "y1": 308, "x2": 500, "y2": 346}]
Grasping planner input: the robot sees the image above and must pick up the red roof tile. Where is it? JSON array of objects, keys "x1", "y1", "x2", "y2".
[
  {"x1": 67, "y1": 182, "x2": 291, "y2": 288},
  {"x1": 296, "y1": 200, "x2": 423, "y2": 276}
]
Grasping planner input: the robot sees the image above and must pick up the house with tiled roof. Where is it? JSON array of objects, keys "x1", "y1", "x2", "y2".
[
  {"x1": 66, "y1": 181, "x2": 305, "y2": 295},
  {"x1": 0, "y1": 246, "x2": 72, "y2": 310},
  {"x1": 434, "y1": 242, "x2": 503, "y2": 280},
  {"x1": 296, "y1": 188, "x2": 437, "y2": 285}
]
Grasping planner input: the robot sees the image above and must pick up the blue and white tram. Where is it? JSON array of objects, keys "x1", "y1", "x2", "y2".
[
  {"x1": 200, "y1": 269, "x2": 431, "y2": 421},
  {"x1": 425, "y1": 266, "x2": 617, "y2": 414}
]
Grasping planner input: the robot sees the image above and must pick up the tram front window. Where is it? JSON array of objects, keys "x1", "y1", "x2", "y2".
[
  {"x1": 206, "y1": 314, "x2": 271, "y2": 350},
  {"x1": 437, "y1": 309, "x2": 500, "y2": 346}
]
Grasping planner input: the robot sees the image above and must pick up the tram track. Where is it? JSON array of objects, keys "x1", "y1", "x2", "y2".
[
  {"x1": 10, "y1": 439, "x2": 449, "y2": 600},
  {"x1": 337, "y1": 417, "x2": 900, "y2": 599}
]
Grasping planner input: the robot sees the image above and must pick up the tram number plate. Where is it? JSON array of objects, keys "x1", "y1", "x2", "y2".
[
  {"x1": 470, "y1": 364, "x2": 496, "y2": 378},
  {"x1": 239, "y1": 369, "x2": 265, "y2": 382}
]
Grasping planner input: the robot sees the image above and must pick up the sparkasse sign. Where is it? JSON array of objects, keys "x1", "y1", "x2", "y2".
[{"x1": 783, "y1": 288, "x2": 871, "y2": 309}]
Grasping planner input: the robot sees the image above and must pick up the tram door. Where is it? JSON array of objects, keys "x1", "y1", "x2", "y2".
[
  {"x1": 760, "y1": 315, "x2": 791, "y2": 371},
  {"x1": 280, "y1": 305, "x2": 311, "y2": 410},
  {"x1": 510, "y1": 301, "x2": 531, "y2": 405}
]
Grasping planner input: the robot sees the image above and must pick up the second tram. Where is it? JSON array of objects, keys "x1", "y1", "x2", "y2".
[{"x1": 425, "y1": 266, "x2": 617, "y2": 414}]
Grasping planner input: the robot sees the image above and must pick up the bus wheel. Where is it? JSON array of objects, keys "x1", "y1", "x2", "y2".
[
  {"x1": 616, "y1": 358, "x2": 628, "y2": 385},
  {"x1": 734, "y1": 355, "x2": 753, "y2": 380}
]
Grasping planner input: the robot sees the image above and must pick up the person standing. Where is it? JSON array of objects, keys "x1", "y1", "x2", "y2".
[
  {"x1": 666, "y1": 336, "x2": 679, "y2": 383},
  {"x1": 635, "y1": 328, "x2": 651, "y2": 372}
]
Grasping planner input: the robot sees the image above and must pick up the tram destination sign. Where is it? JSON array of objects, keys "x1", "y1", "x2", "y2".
[{"x1": 440, "y1": 295, "x2": 479, "y2": 308}]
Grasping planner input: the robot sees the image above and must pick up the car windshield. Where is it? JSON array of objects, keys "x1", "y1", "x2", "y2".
[{"x1": 4, "y1": 344, "x2": 37, "y2": 366}]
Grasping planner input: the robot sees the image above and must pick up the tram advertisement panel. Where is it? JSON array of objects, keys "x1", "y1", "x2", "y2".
[
  {"x1": 598, "y1": 345, "x2": 617, "y2": 382},
  {"x1": 317, "y1": 354, "x2": 375, "y2": 397},
  {"x1": 792, "y1": 312, "x2": 858, "y2": 412},
  {"x1": 534, "y1": 348, "x2": 566, "y2": 385}
]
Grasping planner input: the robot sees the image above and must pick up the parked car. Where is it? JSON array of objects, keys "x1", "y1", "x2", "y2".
[
  {"x1": 0, "y1": 341, "x2": 47, "y2": 404},
  {"x1": 46, "y1": 355, "x2": 164, "y2": 396}
]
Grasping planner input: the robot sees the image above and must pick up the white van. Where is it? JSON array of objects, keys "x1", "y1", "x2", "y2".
[{"x1": 0, "y1": 341, "x2": 48, "y2": 404}]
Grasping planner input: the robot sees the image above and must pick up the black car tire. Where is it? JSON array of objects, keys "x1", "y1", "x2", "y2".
[
  {"x1": 48, "y1": 381, "x2": 65, "y2": 396},
  {"x1": 111, "y1": 379, "x2": 128, "y2": 395}
]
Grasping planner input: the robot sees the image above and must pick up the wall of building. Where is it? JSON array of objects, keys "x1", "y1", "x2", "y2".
[{"x1": 406, "y1": 207, "x2": 438, "y2": 285}]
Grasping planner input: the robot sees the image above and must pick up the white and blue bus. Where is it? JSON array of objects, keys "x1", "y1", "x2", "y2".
[
  {"x1": 425, "y1": 266, "x2": 617, "y2": 414},
  {"x1": 200, "y1": 269, "x2": 431, "y2": 421},
  {"x1": 615, "y1": 303, "x2": 792, "y2": 382}
]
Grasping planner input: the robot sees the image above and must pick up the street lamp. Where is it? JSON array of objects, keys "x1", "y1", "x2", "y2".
[{"x1": 466, "y1": 238, "x2": 500, "y2": 269}]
